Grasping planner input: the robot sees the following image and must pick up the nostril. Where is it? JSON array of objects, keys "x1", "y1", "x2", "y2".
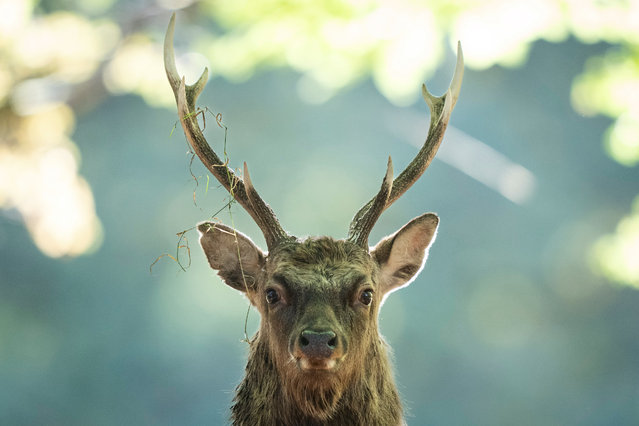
[
  {"x1": 300, "y1": 335, "x2": 310, "y2": 347},
  {"x1": 327, "y1": 336, "x2": 337, "y2": 348}
]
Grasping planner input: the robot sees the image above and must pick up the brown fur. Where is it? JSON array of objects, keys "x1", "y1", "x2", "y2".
[{"x1": 198, "y1": 214, "x2": 438, "y2": 425}]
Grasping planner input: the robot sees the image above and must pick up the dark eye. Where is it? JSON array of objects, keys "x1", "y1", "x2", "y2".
[
  {"x1": 266, "y1": 288, "x2": 280, "y2": 304},
  {"x1": 359, "y1": 289, "x2": 373, "y2": 306}
]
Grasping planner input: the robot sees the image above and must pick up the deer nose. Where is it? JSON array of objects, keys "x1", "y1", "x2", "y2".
[{"x1": 298, "y1": 330, "x2": 338, "y2": 359}]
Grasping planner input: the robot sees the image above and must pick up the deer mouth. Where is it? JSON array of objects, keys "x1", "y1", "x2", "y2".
[{"x1": 297, "y1": 357, "x2": 338, "y2": 372}]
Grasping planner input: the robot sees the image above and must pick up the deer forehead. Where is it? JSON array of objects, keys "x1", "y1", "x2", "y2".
[{"x1": 267, "y1": 237, "x2": 378, "y2": 291}]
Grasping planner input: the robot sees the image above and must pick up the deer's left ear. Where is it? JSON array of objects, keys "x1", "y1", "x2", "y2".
[{"x1": 371, "y1": 213, "x2": 439, "y2": 296}]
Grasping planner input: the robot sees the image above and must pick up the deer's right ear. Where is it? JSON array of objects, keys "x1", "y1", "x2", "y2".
[{"x1": 198, "y1": 222, "x2": 265, "y2": 293}]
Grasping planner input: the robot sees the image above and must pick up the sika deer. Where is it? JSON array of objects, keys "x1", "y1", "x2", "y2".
[{"x1": 164, "y1": 13, "x2": 463, "y2": 425}]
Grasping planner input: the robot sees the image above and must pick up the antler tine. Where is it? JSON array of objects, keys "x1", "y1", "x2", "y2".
[
  {"x1": 348, "y1": 157, "x2": 393, "y2": 247},
  {"x1": 164, "y1": 13, "x2": 291, "y2": 250},
  {"x1": 242, "y1": 162, "x2": 290, "y2": 245},
  {"x1": 347, "y1": 42, "x2": 464, "y2": 248},
  {"x1": 391, "y1": 41, "x2": 463, "y2": 205},
  {"x1": 164, "y1": 13, "x2": 208, "y2": 109}
]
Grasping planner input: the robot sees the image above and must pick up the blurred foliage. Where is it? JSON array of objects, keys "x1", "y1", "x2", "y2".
[
  {"x1": 572, "y1": 49, "x2": 639, "y2": 167},
  {"x1": 0, "y1": 1, "x2": 115, "y2": 257},
  {"x1": 1, "y1": 1, "x2": 639, "y2": 424},
  {"x1": 591, "y1": 196, "x2": 639, "y2": 288},
  {"x1": 0, "y1": 0, "x2": 637, "y2": 281}
]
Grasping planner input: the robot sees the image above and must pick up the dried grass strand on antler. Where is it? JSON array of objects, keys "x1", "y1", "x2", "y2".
[{"x1": 164, "y1": 13, "x2": 291, "y2": 251}]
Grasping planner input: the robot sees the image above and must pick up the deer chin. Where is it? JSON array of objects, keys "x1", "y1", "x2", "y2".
[{"x1": 283, "y1": 360, "x2": 346, "y2": 421}]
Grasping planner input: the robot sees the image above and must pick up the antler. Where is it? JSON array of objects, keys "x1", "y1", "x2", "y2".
[
  {"x1": 164, "y1": 13, "x2": 292, "y2": 251},
  {"x1": 347, "y1": 43, "x2": 464, "y2": 247}
]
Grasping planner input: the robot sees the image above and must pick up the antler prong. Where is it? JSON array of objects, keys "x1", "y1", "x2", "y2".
[
  {"x1": 348, "y1": 157, "x2": 393, "y2": 247},
  {"x1": 163, "y1": 13, "x2": 180, "y2": 90},
  {"x1": 165, "y1": 13, "x2": 208, "y2": 110},
  {"x1": 450, "y1": 41, "x2": 464, "y2": 107},
  {"x1": 421, "y1": 83, "x2": 436, "y2": 112},
  {"x1": 243, "y1": 162, "x2": 257, "y2": 208}
]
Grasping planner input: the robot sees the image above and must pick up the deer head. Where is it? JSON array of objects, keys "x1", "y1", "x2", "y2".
[{"x1": 164, "y1": 13, "x2": 463, "y2": 425}]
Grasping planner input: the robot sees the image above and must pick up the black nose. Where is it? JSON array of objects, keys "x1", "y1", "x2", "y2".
[{"x1": 299, "y1": 330, "x2": 337, "y2": 359}]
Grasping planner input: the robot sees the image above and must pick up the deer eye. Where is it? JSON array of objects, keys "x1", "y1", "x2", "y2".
[
  {"x1": 358, "y1": 289, "x2": 373, "y2": 306},
  {"x1": 265, "y1": 288, "x2": 280, "y2": 304}
]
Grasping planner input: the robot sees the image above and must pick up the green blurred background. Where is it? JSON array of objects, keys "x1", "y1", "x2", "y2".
[{"x1": 1, "y1": 0, "x2": 639, "y2": 424}]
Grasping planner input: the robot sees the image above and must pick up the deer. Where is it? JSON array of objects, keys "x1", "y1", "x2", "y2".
[{"x1": 164, "y1": 13, "x2": 463, "y2": 426}]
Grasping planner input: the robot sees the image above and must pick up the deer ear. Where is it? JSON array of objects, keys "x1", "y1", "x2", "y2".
[
  {"x1": 371, "y1": 213, "x2": 439, "y2": 296},
  {"x1": 198, "y1": 222, "x2": 265, "y2": 293}
]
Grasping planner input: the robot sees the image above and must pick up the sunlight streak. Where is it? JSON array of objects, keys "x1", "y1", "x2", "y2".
[
  {"x1": 438, "y1": 127, "x2": 536, "y2": 204},
  {"x1": 389, "y1": 111, "x2": 536, "y2": 204}
]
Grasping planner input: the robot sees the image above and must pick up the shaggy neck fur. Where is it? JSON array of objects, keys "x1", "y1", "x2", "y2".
[{"x1": 230, "y1": 333, "x2": 403, "y2": 425}]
